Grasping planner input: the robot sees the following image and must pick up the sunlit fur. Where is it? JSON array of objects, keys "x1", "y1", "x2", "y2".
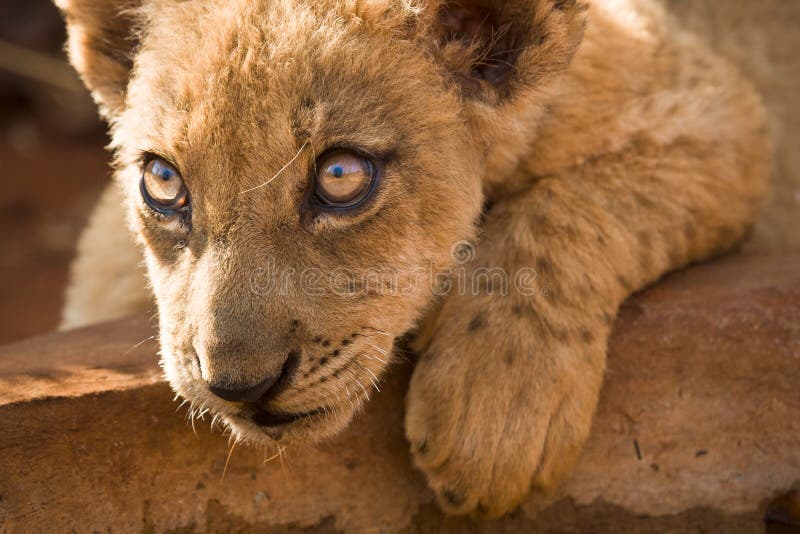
[{"x1": 57, "y1": 0, "x2": 770, "y2": 517}]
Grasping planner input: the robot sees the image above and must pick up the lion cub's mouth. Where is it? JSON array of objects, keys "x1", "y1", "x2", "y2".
[{"x1": 239, "y1": 403, "x2": 327, "y2": 429}]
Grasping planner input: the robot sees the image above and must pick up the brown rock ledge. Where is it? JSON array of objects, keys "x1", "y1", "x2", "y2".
[{"x1": 0, "y1": 253, "x2": 798, "y2": 533}]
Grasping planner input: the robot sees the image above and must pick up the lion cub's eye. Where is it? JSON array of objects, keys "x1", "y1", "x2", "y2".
[
  {"x1": 140, "y1": 158, "x2": 189, "y2": 214},
  {"x1": 314, "y1": 151, "x2": 376, "y2": 208}
]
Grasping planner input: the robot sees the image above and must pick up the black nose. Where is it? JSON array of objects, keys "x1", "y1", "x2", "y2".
[
  {"x1": 205, "y1": 350, "x2": 300, "y2": 403},
  {"x1": 208, "y1": 373, "x2": 282, "y2": 403}
]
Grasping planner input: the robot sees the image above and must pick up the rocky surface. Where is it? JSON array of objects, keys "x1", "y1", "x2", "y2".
[{"x1": 0, "y1": 252, "x2": 798, "y2": 532}]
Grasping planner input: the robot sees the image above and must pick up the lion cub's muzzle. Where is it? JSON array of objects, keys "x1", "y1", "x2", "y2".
[{"x1": 197, "y1": 343, "x2": 311, "y2": 430}]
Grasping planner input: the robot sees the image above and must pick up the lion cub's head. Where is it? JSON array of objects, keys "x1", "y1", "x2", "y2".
[{"x1": 57, "y1": 0, "x2": 585, "y2": 446}]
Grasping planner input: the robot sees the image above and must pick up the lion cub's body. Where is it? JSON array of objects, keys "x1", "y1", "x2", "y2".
[{"x1": 58, "y1": 0, "x2": 769, "y2": 517}]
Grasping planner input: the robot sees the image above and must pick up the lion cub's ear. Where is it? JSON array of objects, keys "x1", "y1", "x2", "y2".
[
  {"x1": 421, "y1": 0, "x2": 587, "y2": 98},
  {"x1": 54, "y1": 0, "x2": 142, "y2": 120}
]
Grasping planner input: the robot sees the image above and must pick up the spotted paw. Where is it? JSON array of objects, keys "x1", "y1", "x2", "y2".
[{"x1": 405, "y1": 299, "x2": 605, "y2": 516}]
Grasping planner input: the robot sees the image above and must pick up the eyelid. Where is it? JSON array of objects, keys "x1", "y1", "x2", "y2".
[{"x1": 138, "y1": 151, "x2": 182, "y2": 173}]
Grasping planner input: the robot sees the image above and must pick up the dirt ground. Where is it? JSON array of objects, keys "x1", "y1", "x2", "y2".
[{"x1": 0, "y1": 0, "x2": 797, "y2": 345}]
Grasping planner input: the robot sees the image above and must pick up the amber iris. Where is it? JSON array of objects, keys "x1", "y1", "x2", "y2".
[
  {"x1": 141, "y1": 158, "x2": 189, "y2": 212},
  {"x1": 315, "y1": 152, "x2": 375, "y2": 207}
]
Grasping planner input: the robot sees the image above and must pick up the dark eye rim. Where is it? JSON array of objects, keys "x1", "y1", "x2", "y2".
[
  {"x1": 311, "y1": 148, "x2": 381, "y2": 212},
  {"x1": 140, "y1": 157, "x2": 191, "y2": 216}
]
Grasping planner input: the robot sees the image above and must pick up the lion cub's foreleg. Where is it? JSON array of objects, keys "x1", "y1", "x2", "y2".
[{"x1": 405, "y1": 136, "x2": 769, "y2": 516}]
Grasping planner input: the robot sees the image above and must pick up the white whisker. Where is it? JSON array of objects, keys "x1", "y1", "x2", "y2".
[
  {"x1": 264, "y1": 447, "x2": 282, "y2": 464},
  {"x1": 239, "y1": 140, "x2": 309, "y2": 194},
  {"x1": 278, "y1": 446, "x2": 287, "y2": 473},
  {"x1": 190, "y1": 408, "x2": 198, "y2": 437},
  {"x1": 125, "y1": 335, "x2": 156, "y2": 355},
  {"x1": 368, "y1": 330, "x2": 392, "y2": 337},
  {"x1": 221, "y1": 437, "x2": 240, "y2": 482},
  {"x1": 364, "y1": 350, "x2": 388, "y2": 365},
  {"x1": 354, "y1": 360, "x2": 381, "y2": 393},
  {"x1": 367, "y1": 343, "x2": 389, "y2": 356}
]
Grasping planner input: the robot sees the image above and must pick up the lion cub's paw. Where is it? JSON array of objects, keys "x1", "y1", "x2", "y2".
[{"x1": 405, "y1": 310, "x2": 602, "y2": 517}]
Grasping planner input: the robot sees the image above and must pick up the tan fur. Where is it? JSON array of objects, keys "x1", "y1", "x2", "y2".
[
  {"x1": 62, "y1": 182, "x2": 151, "y2": 329},
  {"x1": 55, "y1": 0, "x2": 770, "y2": 517}
]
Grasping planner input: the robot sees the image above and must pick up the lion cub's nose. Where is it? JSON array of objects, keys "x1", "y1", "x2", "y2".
[
  {"x1": 207, "y1": 374, "x2": 281, "y2": 403},
  {"x1": 197, "y1": 339, "x2": 297, "y2": 404}
]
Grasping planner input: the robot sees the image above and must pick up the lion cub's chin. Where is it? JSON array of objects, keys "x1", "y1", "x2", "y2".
[{"x1": 167, "y1": 372, "x2": 361, "y2": 448}]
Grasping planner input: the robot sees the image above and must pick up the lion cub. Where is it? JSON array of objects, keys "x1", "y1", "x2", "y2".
[{"x1": 56, "y1": 0, "x2": 769, "y2": 516}]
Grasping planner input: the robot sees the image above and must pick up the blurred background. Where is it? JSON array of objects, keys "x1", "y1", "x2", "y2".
[{"x1": 0, "y1": 0, "x2": 798, "y2": 345}]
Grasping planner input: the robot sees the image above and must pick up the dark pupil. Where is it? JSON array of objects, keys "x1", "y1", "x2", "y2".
[
  {"x1": 332, "y1": 165, "x2": 344, "y2": 178},
  {"x1": 154, "y1": 162, "x2": 174, "y2": 182}
]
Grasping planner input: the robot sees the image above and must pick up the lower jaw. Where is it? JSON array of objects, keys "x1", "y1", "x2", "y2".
[
  {"x1": 227, "y1": 404, "x2": 355, "y2": 444},
  {"x1": 231, "y1": 405, "x2": 333, "y2": 439},
  {"x1": 248, "y1": 405, "x2": 323, "y2": 427}
]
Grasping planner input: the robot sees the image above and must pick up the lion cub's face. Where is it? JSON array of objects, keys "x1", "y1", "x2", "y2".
[
  {"x1": 111, "y1": 1, "x2": 485, "y2": 445},
  {"x1": 59, "y1": 0, "x2": 581, "y2": 446}
]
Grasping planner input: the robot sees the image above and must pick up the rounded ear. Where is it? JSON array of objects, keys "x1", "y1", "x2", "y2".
[
  {"x1": 54, "y1": 0, "x2": 142, "y2": 120},
  {"x1": 421, "y1": 0, "x2": 588, "y2": 100}
]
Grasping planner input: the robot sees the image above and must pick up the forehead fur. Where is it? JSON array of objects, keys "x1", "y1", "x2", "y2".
[
  {"x1": 116, "y1": 0, "x2": 459, "y2": 178},
  {"x1": 108, "y1": 0, "x2": 484, "y2": 269}
]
